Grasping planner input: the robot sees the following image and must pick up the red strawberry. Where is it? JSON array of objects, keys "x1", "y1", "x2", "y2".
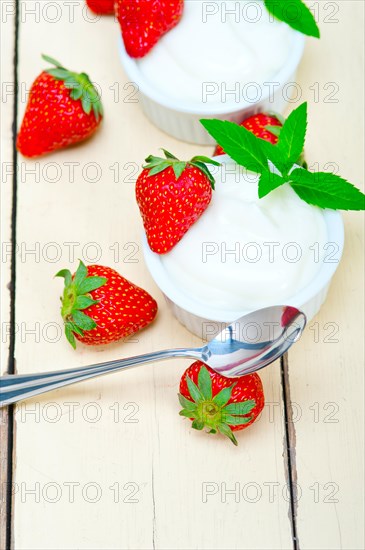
[
  {"x1": 179, "y1": 361, "x2": 265, "y2": 445},
  {"x1": 116, "y1": 0, "x2": 184, "y2": 58},
  {"x1": 17, "y1": 55, "x2": 103, "y2": 158},
  {"x1": 86, "y1": 0, "x2": 114, "y2": 14},
  {"x1": 56, "y1": 261, "x2": 158, "y2": 348},
  {"x1": 214, "y1": 113, "x2": 282, "y2": 156},
  {"x1": 179, "y1": 362, "x2": 265, "y2": 446},
  {"x1": 136, "y1": 150, "x2": 220, "y2": 254}
]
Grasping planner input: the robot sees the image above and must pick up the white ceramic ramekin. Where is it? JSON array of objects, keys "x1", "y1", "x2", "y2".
[
  {"x1": 141, "y1": 159, "x2": 345, "y2": 339},
  {"x1": 119, "y1": 32, "x2": 305, "y2": 145}
]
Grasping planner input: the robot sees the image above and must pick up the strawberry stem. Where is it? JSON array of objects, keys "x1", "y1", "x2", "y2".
[{"x1": 143, "y1": 150, "x2": 220, "y2": 189}]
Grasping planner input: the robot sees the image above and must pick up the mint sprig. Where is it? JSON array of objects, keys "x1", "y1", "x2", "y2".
[
  {"x1": 201, "y1": 103, "x2": 365, "y2": 211},
  {"x1": 264, "y1": 0, "x2": 320, "y2": 38}
]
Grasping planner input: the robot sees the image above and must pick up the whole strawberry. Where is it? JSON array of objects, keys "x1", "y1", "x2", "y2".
[
  {"x1": 136, "y1": 150, "x2": 220, "y2": 254},
  {"x1": 214, "y1": 113, "x2": 282, "y2": 156},
  {"x1": 17, "y1": 55, "x2": 103, "y2": 158},
  {"x1": 179, "y1": 362, "x2": 265, "y2": 446},
  {"x1": 116, "y1": 0, "x2": 184, "y2": 58},
  {"x1": 86, "y1": 0, "x2": 114, "y2": 14},
  {"x1": 56, "y1": 261, "x2": 158, "y2": 348}
]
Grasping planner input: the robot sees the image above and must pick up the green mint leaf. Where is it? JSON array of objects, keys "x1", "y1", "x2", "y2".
[
  {"x1": 290, "y1": 169, "x2": 365, "y2": 210},
  {"x1": 213, "y1": 384, "x2": 236, "y2": 407},
  {"x1": 178, "y1": 394, "x2": 196, "y2": 411},
  {"x1": 259, "y1": 171, "x2": 287, "y2": 198},
  {"x1": 74, "y1": 296, "x2": 98, "y2": 310},
  {"x1": 200, "y1": 119, "x2": 269, "y2": 173},
  {"x1": 277, "y1": 102, "x2": 308, "y2": 173},
  {"x1": 77, "y1": 276, "x2": 107, "y2": 295},
  {"x1": 224, "y1": 400, "x2": 256, "y2": 415},
  {"x1": 264, "y1": 0, "x2": 320, "y2": 38},
  {"x1": 217, "y1": 423, "x2": 238, "y2": 446},
  {"x1": 198, "y1": 366, "x2": 213, "y2": 400},
  {"x1": 186, "y1": 376, "x2": 204, "y2": 404},
  {"x1": 72, "y1": 310, "x2": 97, "y2": 331}
]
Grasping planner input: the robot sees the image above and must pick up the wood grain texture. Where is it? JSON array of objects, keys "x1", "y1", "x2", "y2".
[
  {"x1": 10, "y1": 2, "x2": 291, "y2": 549},
  {"x1": 288, "y1": 2, "x2": 365, "y2": 548},
  {"x1": 0, "y1": 1, "x2": 16, "y2": 547}
]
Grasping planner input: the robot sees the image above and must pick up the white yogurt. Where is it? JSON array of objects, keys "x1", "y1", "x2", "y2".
[
  {"x1": 160, "y1": 162, "x2": 328, "y2": 311},
  {"x1": 137, "y1": 0, "x2": 297, "y2": 106}
]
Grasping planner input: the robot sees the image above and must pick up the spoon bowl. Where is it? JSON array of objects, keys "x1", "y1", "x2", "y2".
[{"x1": 0, "y1": 305, "x2": 306, "y2": 407}]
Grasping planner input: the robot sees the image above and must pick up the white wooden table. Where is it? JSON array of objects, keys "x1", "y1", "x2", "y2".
[{"x1": 1, "y1": 2, "x2": 364, "y2": 549}]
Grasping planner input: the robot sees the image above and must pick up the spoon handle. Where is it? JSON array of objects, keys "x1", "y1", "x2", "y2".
[{"x1": 0, "y1": 348, "x2": 203, "y2": 407}]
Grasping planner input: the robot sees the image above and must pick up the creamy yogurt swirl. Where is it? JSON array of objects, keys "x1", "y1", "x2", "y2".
[
  {"x1": 160, "y1": 162, "x2": 328, "y2": 311},
  {"x1": 136, "y1": 0, "x2": 297, "y2": 106}
]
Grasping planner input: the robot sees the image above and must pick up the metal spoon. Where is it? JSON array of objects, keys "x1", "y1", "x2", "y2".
[{"x1": 0, "y1": 305, "x2": 306, "y2": 407}]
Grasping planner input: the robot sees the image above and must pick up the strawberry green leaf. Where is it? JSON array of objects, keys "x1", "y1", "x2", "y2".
[
  {"x1": 190, "y1": 156, "x2": 221, "y2": 167},
  {"x1": 289, "y1": 169, "x2": 365, "y2": 210},
  {"x1": 161, "y1": 149, "x2": 178, "y2": 160},
  {"x1": 47, "y1": 68, "x2": 72, "y2": 80},
  {"x1": 224, "y1": 400, "x2": 256, "y2": 415},
  {"x1": 223, "y1": 415, "x2": 253, "y2": 426},
  {"x1": 192, "y1": 420, "x2": 205, "y2": 431},
  {"x1": 186, "y1": 376, "x2": 204, "y2": 404},
  {"x1": 265, "y1": 125, "x2": 282, "y2": 138},
  {"x1": 72, "y1": 310, "x2": 97, "y2": 331},
  {"x1": 82, "y1": 95, "x2": 91, "y2": 115},
  {"x1": 55, "y1": 269, "x2": 72, "y2": 286},
  {"x1": 71, "y1": 87, "x2": 83, "y2": 101},
  {"x1": 178, "y1": 394, "x2": 197, "y2": 411},
  {"x1": 218, "y1": 423, "x2": 238, "y2": 446},
  {"x1": 277, "y1": 102, "x2": 308, "y2": 173},
  {"x1": 73, "y1": 260, "x2": 88, "y2": 287},
  {"x1": 65, "y1": 323, "x2": 76, "y2": 350},
  {"x1": 77, "y1": 276, "x2": 107, "y2": 295},
  {"x1": 74, "y1": 296, "x2": 98, "y2": 310},
  {"x1": 68, "y1": 322, "x2": 84, "y2": 337},
  {"x1": 258, "y1": 171, "x2": 287, "y2": 198},
  {"x1": 264, "y1": 0, "x2": 320, "y2": 38},
  {"x1": 213, "y1": 384, "x2": 235, "y2": 407},
  {"x1": 42, "y1": 53, "x2": 64, "y2": 67},
  {"x1": 147, "y1": 162, "x2": 175, "y2": 176},
  {"x1": 179, "y1": 409, "x2": 197, "y2": 419},
  {"x1": 172, "y1": 162, "x2": 187, "y2": 180},
  {"x1": 200, "y1": 119, "x2": 269, "y2": 173},
  {"x1": 198, "y1": 366, "x2": 212, "y2": 400}
]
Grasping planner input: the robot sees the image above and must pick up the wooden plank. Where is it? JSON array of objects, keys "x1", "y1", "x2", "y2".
[
  {"x1": 0, "y1": 0, "x2": 17, "y2": 547},
  {"x1": 288, "y1": 2, "x2": 365, "y2": 548},
  {"x1": 11, "y1": 1, "x2": 292, "y2": 548}
]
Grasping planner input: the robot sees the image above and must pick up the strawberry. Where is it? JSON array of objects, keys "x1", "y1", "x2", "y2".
[
  {"x1": 214, "y1": 113, "x2": 283, "y2": 156},
  {"x1": 86, "y1": 0, "x2": 114, "y2": 14},
  {"x1": 179, "y1": 362, "x2": 265, "y2": 446},
  {"x1": 116, "y1": 0, "x2": 184, "y2": 58},
  {"x1": 136, "y1": 150, "x2": 220, "y2": 254},
  {"x1": 56, "y1": 261, "x2": 158, "y2": 348},
  {"x1": 17, "y1": 55, "x2": 103, "y2": 158}
]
